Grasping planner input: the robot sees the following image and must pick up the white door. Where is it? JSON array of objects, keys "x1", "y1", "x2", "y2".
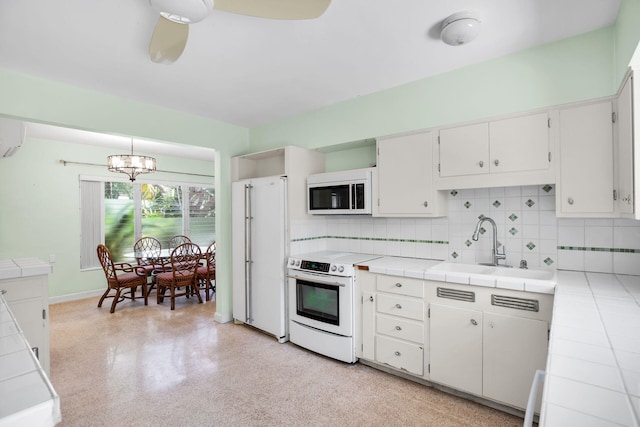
[
  {"x1": 439, "y1": 123, "x2": 490, "y2": 177},
  {"x1": 558, "y1": 101, "x2": 615, "y2": 215},
  {"x1": 617, "y1": 75, "x2": 634, "y2": 217},
  {"x1": 489, "y1": 112, "x2": 550, "y2": 174},
  {"x1": 377, "y1": 132, "x2": 434, "y2": 214},
  {"x1": 232, "y1": 177, "x2": 287, "y2": 339},
  {"x1": 429, "y1": 303, "x2": 483, "y2": 396},
  {"x1": 483, "y1": 313, "x2": 548, "y2": 411}
]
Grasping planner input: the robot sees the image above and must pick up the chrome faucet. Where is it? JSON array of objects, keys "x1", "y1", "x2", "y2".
[{"x1": 471, "y1": 217, "x2": 506, "y2": 266}]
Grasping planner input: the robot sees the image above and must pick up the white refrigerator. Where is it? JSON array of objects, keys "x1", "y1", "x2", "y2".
[{"x1": 232, "y1": 176, "x2": 288, "y2": 342}]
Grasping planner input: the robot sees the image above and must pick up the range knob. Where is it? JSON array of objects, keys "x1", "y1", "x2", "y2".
[
  {"x1": 338, "y1": 265, "x2": 345, "y2": 273},
  {"x1": 295, "y1": 260, "x2": 300, "y2": 267},
  {"x1": 289, "y1": 259, "x2": 295, "y2": 266},
  {"x1": 330, "y1": 265, "x2": 337, "y2": 272}
]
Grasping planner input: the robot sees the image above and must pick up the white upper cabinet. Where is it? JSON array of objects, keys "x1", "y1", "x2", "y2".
[
  {"x1": 439, "y1": 123, "x2": 489, "y2": 177},
  {"x1": 375, "y1": 131, "x2": 447, "y2": 217},
  {"x1": 435, "y1": 111, "x2": 553, "y2": 189},
  {"x1": 616, "y1": 72, "x2": 635, "y2": 218},
  {"x1": 557, "y1": 100, "x2": 615, "y2": 216},
  {"x1": 489, "y1": 113, "x2": 551, "y2": 173}
]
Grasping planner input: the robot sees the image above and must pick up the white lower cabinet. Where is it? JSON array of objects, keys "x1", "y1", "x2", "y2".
[
  {"x1": 1, "y1": 275, "x2": 51, "y2": 376},
  {"x1": 429, "y1": 303, "x2": 483, "y2": 395},
  {"x1": 357, "y1": 269, "x2": 552, "y2": 413},
  {"x1": 482, "y1": 313, "x2": 548, "y2": 411}
]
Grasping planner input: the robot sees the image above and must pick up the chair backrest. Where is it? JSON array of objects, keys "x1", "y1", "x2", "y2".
[
  {"x1": 97, "y1": 244, "x2": 117, "y2": 280},
  {"x1": 205, "y1": 241, "x2": 216, "y2": 267},
  {"x1": 133, "y1": 237, "x2": 161, "y2": 265},
  {"x1": 170, "y1": 243, "x2": 201, "y2": 281},
  {"x1": 169, "y1": 235, "x2": 191, "y2": 250}
]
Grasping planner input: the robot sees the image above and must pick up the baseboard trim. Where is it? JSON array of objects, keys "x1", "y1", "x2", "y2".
[
  {"x1": 49, "y1": 289, "x2": 104, "y2": 305},
  {"x1": 214, "y1": 311, "x2": 233, "y2": 324}
]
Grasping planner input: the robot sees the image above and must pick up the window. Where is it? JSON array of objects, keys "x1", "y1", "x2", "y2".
[{"x1": 81, "y1": 178, "x2": 215, "y2": 268}]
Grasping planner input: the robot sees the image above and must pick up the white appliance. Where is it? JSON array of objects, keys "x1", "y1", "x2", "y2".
[
  {"x1": 232, "y1": 176, "x2": 288, "y2": 343},
  {"x1": 287, "y1": 251, "x2": 380, "y2": 363},
  {"x1": 307, "y1": 168, "x2": 372, "y2": 215}
]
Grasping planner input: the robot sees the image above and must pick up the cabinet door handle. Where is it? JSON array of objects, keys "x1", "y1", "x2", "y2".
[
  {"x1": 395, "y1": 304, "x2": 402, "y2": 309},
  {"x1": 470, "y1": 319, "x2": 478, "y2": 326},
  {"x1": 423, "y1": 201, "x2": 428, "y2": 207},
  {"x1": 0, "y1": 289, "x2": 6, "y2": 295},
  {"x1": 395, "y1": 325, "x2": 402, "y2": 331},
  {"x1": 395, "y1": 283, "x2": 402, "y2": 288},
  {"x1": 494, "y1": 159, "x2": 499, "y2": 166},
  {"x1": 394, "y1": 351, "x2": 401, "y2": 356},
  {"x1": 567, "y1": 198, "x2": 574, "y2": 205},
  {"x1": 479, "y1": 160, "x2": 484, "y2": 168}
]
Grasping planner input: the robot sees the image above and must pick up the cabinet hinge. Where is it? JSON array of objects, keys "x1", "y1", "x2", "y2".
[
  {"x1": 428, "y1": 308, "x2": 430, "y2": 318},
  {"x1": 42, "y1": 309, "x2": 46, "y2": 320},
  {"x1": 547, "y1": 118, "x2": 551, "y2": 128},
  {"x1": 377, "y1": 198, "x2": 380, "y2": 207},
  {"x1": 612, "y1": 112, "x2": 617, "y2": 123},
  {"x1": 428, "y1": 363, "x2": 431, "y2": 373},
  {"x1": 437, "y1": 164, "x2": 440, "y2": 173},
  {"x1": 614, "y1": 189, "x2": 618, "y2": 201},
  {"x1": 548, "y1": 152, "x2": 551, "y2": 162}
]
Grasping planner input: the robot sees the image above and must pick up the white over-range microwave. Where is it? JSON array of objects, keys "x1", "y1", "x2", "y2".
[{"x1": 307, "y1": 168, "x2": 372, "y2": 215}]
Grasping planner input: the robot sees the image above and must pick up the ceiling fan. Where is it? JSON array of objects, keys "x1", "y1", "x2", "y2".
[{"x1": 148, "y1": 0, "x2": 332, "y2": 64}]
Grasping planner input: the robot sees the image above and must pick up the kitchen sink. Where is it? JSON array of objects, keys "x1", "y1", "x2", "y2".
[
  {"x1": 427, "y1": 262, "x2": 557, "y2": 291},
  {"x1": 429, "y1": 262, "x2": 495, "y2": 275}
]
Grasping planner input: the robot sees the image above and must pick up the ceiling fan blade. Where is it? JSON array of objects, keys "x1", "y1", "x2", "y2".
[
  {"x1": 148, "y1": 16, "x2": 189, "y2": 64},
  {"x1": 213, "y1": 0, "x2": 331, "y2": 20}
]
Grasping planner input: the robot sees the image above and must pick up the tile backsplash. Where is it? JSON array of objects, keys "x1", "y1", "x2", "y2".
[{"x1": 290, "y1": 185, "x2": 640, "y2": 275}]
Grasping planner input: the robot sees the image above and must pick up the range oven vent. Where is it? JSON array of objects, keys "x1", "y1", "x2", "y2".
[
  {"x1": 436, "y1": 287, "x2": 475, "y2": 303},
  {"x1": 491, "y1": 294, "x2": 539, "y2": 312}
]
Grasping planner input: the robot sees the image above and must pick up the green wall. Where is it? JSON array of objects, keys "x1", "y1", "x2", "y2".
[
  {"x1": 250, "y1": 27, "x2": 616, "y2": 158},
  {"x1": 0, "y1": 69, "x2": 248, "y2": 320},
  {"x1": 0, "y1": 0, "x2": 639, "y2": 322}
]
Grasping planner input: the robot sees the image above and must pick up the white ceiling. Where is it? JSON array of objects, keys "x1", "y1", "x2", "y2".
[{"x1": 0, "y1": 0, "x2": 621, "y2": 128}]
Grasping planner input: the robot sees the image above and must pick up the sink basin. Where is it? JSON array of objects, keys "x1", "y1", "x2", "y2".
[
  {"x1": 427, "y1": 262, "x2": 557, "y2": 292},
  {"x1": 492, "y1": 267, "x2": 555, "y2": 281},
  {"x1": 429, "y1": 262, "x2": 495, "y2": 275}
]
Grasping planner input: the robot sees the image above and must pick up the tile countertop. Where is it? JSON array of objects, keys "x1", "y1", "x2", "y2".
[
  {"x1": 0, "y1": 293, "x2": 60, "y2": 427},
  {"x1": 356, "y1": 257, "x2": 640, "y2": 426},
  {"x1": 0, "y1": 258, "x2": 52, "y2": 280}
]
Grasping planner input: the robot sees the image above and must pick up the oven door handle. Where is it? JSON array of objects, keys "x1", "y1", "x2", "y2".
[{"x1": 286, "y1": 274, "x2": 346, "y2": 287}]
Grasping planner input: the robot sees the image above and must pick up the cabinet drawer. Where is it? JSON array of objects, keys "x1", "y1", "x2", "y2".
[
  {"x1": 0, "y1": 277, "x2": 46, "y2": 302},
  {"x1": 377, "y1": 294, "x2": 424, "y2": 321},
  {"x1": 377, "y1": 275, "x2": 423, "y2": 298},
  {"x1": 376, "y1": 335, "x2": 424, "y2": 376},
  {"x1": 376, "y1": 314, "x2": 424, "y2": 344}
]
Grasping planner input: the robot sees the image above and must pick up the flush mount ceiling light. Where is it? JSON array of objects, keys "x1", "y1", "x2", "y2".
[
  {"x1": 441, "y1": 11, "x2": 482, "y2": 46},
  {"x1": 108, "y1": 138, "x2": 157, "y2": 182}
]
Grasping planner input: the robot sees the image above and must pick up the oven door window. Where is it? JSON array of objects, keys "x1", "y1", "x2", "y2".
[
  {"x1": 309, "y1": 184, "x2": 350, "y2": 210},
  {"x1": 296, "y1": 279, "x2": 339, "y2": 326}
]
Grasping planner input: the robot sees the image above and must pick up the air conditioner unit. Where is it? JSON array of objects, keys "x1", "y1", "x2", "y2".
[{"x1": 0, "y1": 117, "x2": 26, "y2": 158}]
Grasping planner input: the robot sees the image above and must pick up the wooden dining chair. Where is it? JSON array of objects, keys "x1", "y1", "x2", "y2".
[
  {"x1": 168, "y1": 235, "x2": 191, "y2": 250},
  {"x1": 156, "y1": 243, "x2": 203, "y2": 310},
  {"x1": 196, "y1": 241, "x2": 216, "y2": 301},
  {"x1": 133, "y1": 237, "x2": 164, "y2": 295},
  {"x1": 97, "y1": 244, "x2": 148, "y2": 313}
]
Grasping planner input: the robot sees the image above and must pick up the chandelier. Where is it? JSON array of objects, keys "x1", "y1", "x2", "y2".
[{"x1": 107, "y1": 139, "x2": 157, "y2": 182}]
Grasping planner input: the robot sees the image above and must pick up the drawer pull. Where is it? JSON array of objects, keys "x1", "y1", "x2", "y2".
[
  {"x1": 470, "y1": 319, "x2": 478, "y2": 326},
  {"x1": 395, "y1": 326, "x2": 402, "y2": 331},
  {"x1": 369, "y1": 296, "x2": 374, "y2": 302},
  {"x1": 395, "y1": 304, "x2": 402, "y2": 309},
  {"x1": 395, "y1": 283, "x2": 402, "y2": 288},
  {"x1": 394, "y1": 351, "x2": 401, "y2": 357}
]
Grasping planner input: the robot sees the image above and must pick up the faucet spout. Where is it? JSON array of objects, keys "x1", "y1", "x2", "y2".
[{"x1": 471, "y1": 217, "x2": 506, "y2": 266}]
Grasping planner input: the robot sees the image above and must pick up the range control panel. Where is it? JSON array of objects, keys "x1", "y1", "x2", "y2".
[{"x1": 287, "y1": 257, "x2": 352, "y2": 277}]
